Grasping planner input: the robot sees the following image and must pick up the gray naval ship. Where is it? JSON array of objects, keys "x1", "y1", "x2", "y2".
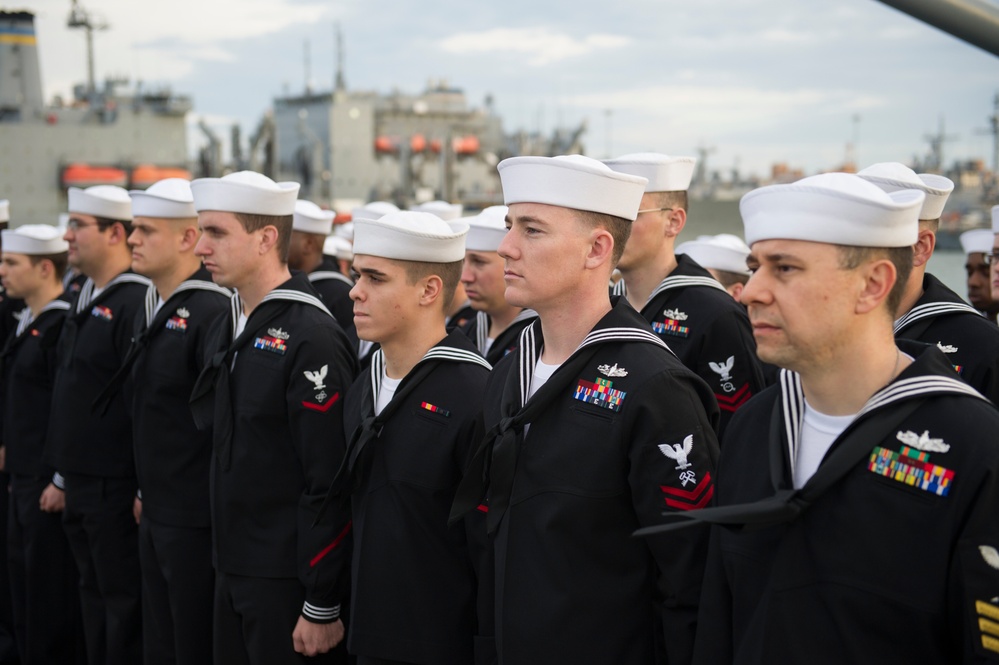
[{"x1": 0, "y1": 7, "x2": 190, "y2": 224}]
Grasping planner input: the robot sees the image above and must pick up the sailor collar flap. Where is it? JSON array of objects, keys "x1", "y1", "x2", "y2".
[
  {"x1": 143, "y1": 271, "x2": 232, "y2": 329},
  {"x1": 369, "y1": 332, "x2": 492, "y2": 402},
  {"x1": 513, "y1": 299, "x2": 671, "y2": 409},
  {"x1": 894, "y1": 273, "x2": 983, "y2": 334},
  {"x1": 74, "y1": 272, "x2": 151, "y2": 316},
  {"x1": 776, "y1": 345, "x2": 987, "y2": 487},
  {"x1": 612, "y1": 254, "x2": 728, "y2": 305},
  {"x1": 472, "y1": 309, "x2": 538, "y2": 356}
]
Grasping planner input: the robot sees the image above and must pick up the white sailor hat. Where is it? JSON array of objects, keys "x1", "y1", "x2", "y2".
[
  {"x1": 190, "y1": 171, "x2": 299, "y2": 216},
  {"x1": 2, "y1": 224, "x2": 69, "y2": 255},
  {"x1": 992, "y1": 205, "x2": 999, "y2": 234},
  {"x1": 0, "y1": 200, "x2": 8, "y2": 224},
  {"x1": 676, "y1": 233, "x2": 751, "y2": 275},
  {"x1": 323, "y1": 235, "x2": 353, "y2": 261},
  {"x1": 498, "y1": 155, "x2": 648, "y2": 221},
  {"x1": 68, "y1": 185, "x2": 132, "y2": 221},
  {"x1": 856, "y1": 162, "x2": 953, "y2": 221},
  {"x1": 740, "y1": 172, "x2": 924, "y2": 247},
  {"x1": 129, "y1": 178, "x2": 196, "y2": 219},
  {"x1": 603, "y1": 153, "x2": 697, "y2": 193},
  {"x1": 351, "y1": 201, "x2": 399, "y2": 223},
  {"x1": 960, "y1": 228, "x2": 994, "y2": 256},
  {"x1": 410, "y1": 200, "x2": 464, "y2": 221},
  {"x1": 353, "y1": 211, "x2": 467, "y2": 263},
  {"x1": 293, "y1": 199, "x2": 335, "y2": 235},
  {"x1": 462, "y1": 206, "x2": 508, "y2": 252}
]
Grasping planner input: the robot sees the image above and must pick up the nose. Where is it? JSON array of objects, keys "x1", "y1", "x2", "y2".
[
  {"x1": 349, "y1": 280, "x2": 363, "y2": 302},
  {"x1": 460, "y1": 260, "x2": 474, "y2": 286},
  {"x1": 740, "y1": 270, "x2": 767, "y2": 307},
  {"x1": 127, "y1": 228, "x2": 140, "y2": 248},
  {"x1": 497, "y1": 229, "x2": 516, "y2": 262},
  {"x1": 63, "y1": 227, "x2": 73, "y2": 243},
  {"x1": 194, "y1": 234, "x2": 209, "y2": 258}
]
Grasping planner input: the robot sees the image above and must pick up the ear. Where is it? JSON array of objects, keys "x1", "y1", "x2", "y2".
[
  {"x1": 418, "y1": 274, "x2": 444, "y2": 309},
  {"x1": 583, "y1": 226, "x2": 615, "y2": 271},
  {"x1": 664, "y1": 207, "x2": 687, "y2": 239},
  {"x1": 856, "y1": 258, "x2": 896, "y2": 315},
  {"x1": 728, "y1": 282, "x2": 744, "y2": 302},
  {"x1": 108, "y1": 222, "x2": 129, "y2": 246},
  {"x1": 179, "y1": 225, "x2": 200, "y2": 252},
  {"x1": 258, "y1": 225, "x2": 280, "y2": 255},
  {"x1": 912, "y1": 226, "x2": 936, "y2": 268}
]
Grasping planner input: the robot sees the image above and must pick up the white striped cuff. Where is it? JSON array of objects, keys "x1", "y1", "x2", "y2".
[
  {"x1": 52, "y1": 472, "x2": 65, "y2": 490},
  {"x1": 302, "y1": 601, "x2": 340, "y2": 623}
]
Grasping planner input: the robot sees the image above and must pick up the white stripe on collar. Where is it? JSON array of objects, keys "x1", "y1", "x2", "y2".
[
  {"x1": 145, "y1": 280, "x2": 233, "y2": 327},
  {"x1": 474, "y1": 311, "x2": 489, "y2": 355},
  {"x1": 894, "y1": 301, "x2": 983, "y2": 334},
  {"x1": 75, "y1": 273, "x2": 152, "y2": 314},
  {"x1": 15, "y1": 300, "x2": 70, "y2": 337},
  {"x1": 515, "y1": 320, "x2": 673, "y2": 408},
  {"x1": 368, "y1": 342, "x2": 492, "y2": 404},
  {"x1": 647, "y1": 275, "x2": 728, "y2": 304},
  {"x1": 779, "y1": 365, "x2": 988, "y2": 484},
  {"x1": 309, "y1": 271, "x2": 354, "y2": 287}
]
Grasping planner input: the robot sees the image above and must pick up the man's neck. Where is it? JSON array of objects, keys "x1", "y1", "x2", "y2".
[
  {"x1": 537, "y1": 290, "x2": 612, "y2": 365},
  {"x1": 895, "y1": 267, "x2": 926, "y2": 318},
  {"x1": 86, "y1": 252, "x2": 133, "y2": 289},
  {"x1": 25, "y1": 282, "x2": 64, "y2": 318},
  {"x1": 238, "y1": 265, "x2": 292, "y2": 316},
  {"x1": 798, "y1": 333, "x2": 911, "y2": 416},
  {"x1": 152, "y1": 258, "x2": 203, "y2": 302},
  {"x1": 300, "y1": 252, "x2": 325, "y2": 275},
  {"x1": 381, "y1": 321, "x2": 448, "y2": 380},
  {"x1": 619, "y1": 252, "x2": 677, "y2": 310},
  {"x1": 486, "y1": 303, "x2": 523, "y2": 337}
]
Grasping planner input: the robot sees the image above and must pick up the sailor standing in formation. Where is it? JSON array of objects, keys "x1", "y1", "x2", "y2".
[
  {"x1": 104, "y1": 177, "x2": 230, "y2": 665},
  {"x1": 606, "y1": 153, "x2": 767, "y2": 435},
  {"x1": 0, "y1": 225, "x2": 83, "y2": 664},
  {"x1": 49, "y1": 185, "x2": 150, "y2": 665},
  {"x1": 188, "y1": 171, "x2": 356, "y2": 664},
  {"x1": 858, "y1": 163, "x2": 999, "y2": 404},
  {"x1": 1, "y1": 149, "x2": 999, "y2": 665},
  {"x1": 453, "y1": 155, "x2": 720, "y2": 664},
  {"x1": 637, "y1": 172, "x2": 999, "y2": 663}
]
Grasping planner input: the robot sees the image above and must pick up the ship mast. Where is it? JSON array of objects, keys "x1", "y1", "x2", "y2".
[{"x1": 66, "y1": 0, "x2": 108, "y2": 96}]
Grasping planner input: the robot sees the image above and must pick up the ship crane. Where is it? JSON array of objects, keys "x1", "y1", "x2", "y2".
[{"x1": 66, "y1": 0, "x2": 108, "y2": 96}]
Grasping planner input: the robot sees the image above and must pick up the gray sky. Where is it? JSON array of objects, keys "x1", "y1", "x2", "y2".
[{"x1": 29, "y1": 0, "x2": 999, "y2": 178}]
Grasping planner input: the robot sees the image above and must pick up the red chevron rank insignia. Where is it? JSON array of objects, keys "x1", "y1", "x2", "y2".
[
  {"x1": 661, "y1": 472, "x2": 714, "y2": 510},
  {"x1": 715, "y1": 383, "x2": 751, "y2": 412},
  {"x1": 302, "y1": 392, "x2": 340, "y2": 413}
]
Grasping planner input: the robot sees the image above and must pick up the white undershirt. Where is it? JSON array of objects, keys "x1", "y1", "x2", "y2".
[
  {"x1": 794, "y1": 402, "x2": 855, "y2": 489},
  {"x1": 483, "y1": 337, "x2": 496, "y2": 355},
  {"x1": 91, "y1": 285, "x2": 105, "y2": 300},
  {"x1": 231, "y1": 311, "x2": 248, "y2": 369},
  {"x1": 152, "y1": 296, "x2": 165, "y2": 318},
  {"x1": 528, "y1": 359, "x2": 561, "y2": 401},
  {"x1": 525, "y1": 359, "x2": 561, "y2": 435},
  {"x1": 375, "y1": 363, "x2": 402, "y2": 416}
]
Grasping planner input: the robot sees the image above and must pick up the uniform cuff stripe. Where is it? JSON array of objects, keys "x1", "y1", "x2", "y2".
[{"x1": 302, "y1": 602, "x2": 340, "y2": 621}]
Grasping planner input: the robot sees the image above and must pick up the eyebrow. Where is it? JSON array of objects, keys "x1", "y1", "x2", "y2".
[
  {"x1": 356, "y1": 266, "x2": 389, "y2": 278},
  {"x1": 506, "y1": 214, "x2": 548, "y2": 227}
]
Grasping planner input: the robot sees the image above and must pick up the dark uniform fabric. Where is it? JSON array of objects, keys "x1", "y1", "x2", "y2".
[
  {"x1": 459, "y1": 310, "x2": 537, "y2": 366},
  {"x1": 46, "y1": 271, "x2": 150, "y2": 665},
  {"x1": 616, "y1": 254, "x2": 765, "y2": 438},
  {"x1": 458, "y1": 298, "x2": 720, "y2": 665},
  {"x1": 340, "y1": 333, "x2": 491, "y2": 664},
  {"x1": 445, "y1": 302, "x2": 476, "y2": 333},
  {"x1": 190, "y1": 273, "x2": 356, "y2": 663},
  {"x1": 123, "y1": 269, "x2": 230, "y2": 665},
  {"x1": 1, "y1": 297, "x2": 85, "y2": 664},
  {"x1": 308, "y1": 256, "x2": 358, "y2": 353},
  {"x1": 894, "y1": 272, "x2": 999, "y2": 404},
  {"x1": 694, "y1": 345, "x2": 999, "y2": 664}
]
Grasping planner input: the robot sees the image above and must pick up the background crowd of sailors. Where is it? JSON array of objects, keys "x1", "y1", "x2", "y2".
[{"x1": 0, "y1": 151, "x2": 997, "y2": 665}]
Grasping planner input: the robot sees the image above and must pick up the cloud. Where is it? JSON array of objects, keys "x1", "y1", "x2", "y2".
[{"x1": 439, "y1": 27, "x2": 631, "y2": 66}]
